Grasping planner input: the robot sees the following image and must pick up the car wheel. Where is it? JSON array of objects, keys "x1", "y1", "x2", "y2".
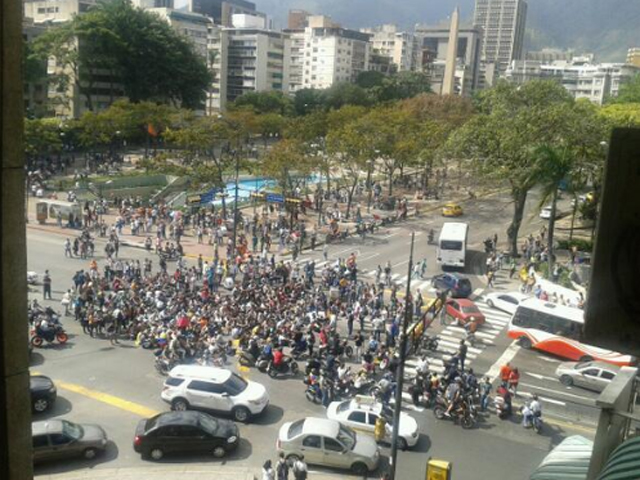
[
  {"x1": 213, "y1": 446, "x2": 226, "y2": 458},
  {"x1": 486, "y1": 299, "x2": 494, "y2": 308},
  {"x1": 398, "y1": 438, "x2": 408, "y2": 451},
  {"x1": 286, "y1": 454, "x2": 300, "y2": 467},
  {"x1": 171, "y1": 398, "x2": 189, "y2": 411},
  {"x1": 518, "y1": 337, "x2": 532, "y2": 350},
  {"x1": 33, "y1": 398, "x2": 50, "y2": 413},
  {"x1": 560, "y1": 375, "x2": 574, "y2": 387},
  {"x1": 351, "y1": 462, "x2": 369, "y2": 475},
  {"x1": 233, "y1": 406, "x2": 251, "y2": 423},
  {"x1": 83, "y1": 447, "x2": 98, "y2": 460},
  {"x1": 150, "y1": 448, "x2": 164, "y2": 461}
]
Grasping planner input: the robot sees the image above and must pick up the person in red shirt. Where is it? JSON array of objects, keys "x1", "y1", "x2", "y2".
[
  {"x1": 508, "y1": 368, "x2": 520, "y2": 394},
  {"x1": 500, "y1": 362, "x2": 512, "y2": 384},
  {"x1": 273, "y1": 347, "x2": 284, "y2": 368}
]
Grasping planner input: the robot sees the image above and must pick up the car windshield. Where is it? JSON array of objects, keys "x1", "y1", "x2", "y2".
[
  {"x1": 576, "y1": 362, "x2": 593, "y2": 369},
  {"x1": 461, "y1": 305, "x2": 480, "y2": 314},
  {"x1": 223, "y1": 374, "x2": 248, "y2": 396},
  {"x1": 441, "y1": 241, "x2": 462, "y2": 251},
  {"x1": 62, "y1": 421, "x2": 83, "y2": 440},
  {"x1": 337, "y1": 425, "x2": 356, "y2": 450},
  {"x1": 288, "y1": 419, "x2": 304, "y2": 439},
  {"x1": 336, "y1": 401, "x2": 351, "y2": 414},
  {"x1": 198, "y1": 414, "x2": 220, "y2": 434}
]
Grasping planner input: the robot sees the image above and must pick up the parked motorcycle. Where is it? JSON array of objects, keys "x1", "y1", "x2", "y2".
[
  {"x1": 420, "y1": 334, "x2": 439, "y2": 352},
  {"x1": 155, "y1": 356, "x2": 178, "y2": 376}
]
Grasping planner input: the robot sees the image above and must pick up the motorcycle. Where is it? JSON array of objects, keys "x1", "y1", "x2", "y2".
[
  {"x1": 494, "y1": 394, "x2": 512, "y2": 420},
  {"x1": 305, "y1": 384, "x2": 323, "y2": 404},
  {"x1": 433, "y1": 395, "x2": 476, "y2": 429},
  {"x1": 30, "y1": 324, "x2": 69, "y2": 347},
  {"x1": 155, "y1": 356, "x2": 178, "y2": 376},
  {"x1": 420, "y1": 334, "x2": 439, "y2": 352},
  {"x1": 267, "y1": 357, "x2": 299, "y2": 378},
  {"x1": 522, "y1": 405, "x2": 543, "y2": 434},
  {"x1": 255, "y1": 352, "x2": 272, "y2": 373},
  {"x1": 238, "y1": 348, "x2": 260, "y2": 367}
]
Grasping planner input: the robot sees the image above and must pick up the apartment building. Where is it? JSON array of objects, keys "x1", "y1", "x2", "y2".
[
  {"x1": 627, "y1": 48, "x2": 640, "y2": 68},
  {"x1": 473, "y1": 0, "x2": 527, "y2": 77},
  {"x1": 224, "y1": 14, "x2": 290, "y2": 103},
  {"x1": 23, "y1": 0, "x2": 98, "y2": 24},
  {"x1": 361, "y1": 24, "x2": 419, "y2": 72},
  {"x1": 187, "y1": 0, "x2": 263, "y2": 27},
  {"x1": 505, "y1": 58, "x2": 640, "y2": 104}
]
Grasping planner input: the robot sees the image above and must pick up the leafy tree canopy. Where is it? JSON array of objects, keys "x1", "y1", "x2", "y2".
[
  {"x1": 608, "y1": 74, "x2": 640, "y2": 104},
  {"x1": 231, "y1": 91, "x2": 294, "y2": 116}
]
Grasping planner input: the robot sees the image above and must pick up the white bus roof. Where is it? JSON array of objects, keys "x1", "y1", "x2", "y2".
[
  {"x1": 518, "y1": 298, "x2": 585, "y2": 324},
  {"x1": 438, "y1": 222, "x2": 468, "y2": 240}
]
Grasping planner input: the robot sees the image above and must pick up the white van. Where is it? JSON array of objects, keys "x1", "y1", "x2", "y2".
[{"x1": 161, "y1": 365, "x2": 269, "y2": 422}]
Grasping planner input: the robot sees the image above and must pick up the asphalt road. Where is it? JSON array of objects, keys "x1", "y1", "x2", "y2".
[{"x1": 27, "y1": 189, "x2": 598, "y2": 480}]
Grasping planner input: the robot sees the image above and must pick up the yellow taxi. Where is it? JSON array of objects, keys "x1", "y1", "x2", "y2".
[{"x1": 442, "y1": 203, "x2": 463, "y2": 217}]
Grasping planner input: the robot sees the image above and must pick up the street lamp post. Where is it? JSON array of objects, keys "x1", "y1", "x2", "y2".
[
  {"x1": 366, "y1": 158, "x2": 375, "y2": 214},
  {"x1": 231, "y1": 150, "x2": 240, "y2": 260}
]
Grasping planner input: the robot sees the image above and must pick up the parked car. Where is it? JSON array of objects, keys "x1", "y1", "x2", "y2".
[
  {"x1": 326, "y1": 396, "x2": 419, "y2": 450},
  {"x1": 134, "y1": 410, "x2": 239, "y2": 461},
  {"x1": 540, "y1": 206, "x2": 560, "y2": 220},
  {"x1": 431, "y1": 273, "x2": 472, "y2": 298},
  {"x1": 30, "y1": 374, "x2": 57, "y2": 413},
  {"x1": 161, "y1": 365, "x2": 269, "y2": 423},
  {"x1": 484, "y1": 292, "x2": 530, "y2": 315},
  {"x1": 442, "y1": 203, "x2": 463, "y2": 217},
  {"x1": 32, "y1": 419, "x2": 108, "y2": 463},
  {"x1": 555, "y1": 361, "x2": 621, "y2": 392},
  {"x1": 277, "y1": 417, "x2": 380, "y2": 475},
  {"x1": 445, "y1": 299, "x2": 486, "y2": 327}
]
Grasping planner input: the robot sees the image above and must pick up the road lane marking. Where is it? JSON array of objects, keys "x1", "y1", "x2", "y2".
[
  {"x1": 57, "y1": 380, "x2": 161, "y2": 417},
  {"x1": 486, "y1": 341, "x2": 521, "y2": 382},
  {"x1": 524, "y1": 372, "x2": 559, "y2": 383},
  {"x1": 519, "y1": 382, "x2": 598, "y2": 404}
]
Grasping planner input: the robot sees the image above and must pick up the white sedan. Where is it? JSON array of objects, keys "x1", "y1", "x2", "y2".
[
  {"x1": 326, "y1": 396, "x2": 419, "y2": 450},
  {"x1": 484, "y1": 292, "x2": 530, "y2": 315}
]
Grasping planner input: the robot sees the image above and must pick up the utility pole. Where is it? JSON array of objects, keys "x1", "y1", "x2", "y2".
[
  {"x1": 389, "y1": 231, "x2": 415, "y2": 480},
  {"x1": 231, "y1": 150, "x2": 240, "y2": 259}
]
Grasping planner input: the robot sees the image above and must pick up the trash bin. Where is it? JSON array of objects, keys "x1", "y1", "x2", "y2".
[{"x1": 426, "y1": 458, "x2": 451, "y2": 480}]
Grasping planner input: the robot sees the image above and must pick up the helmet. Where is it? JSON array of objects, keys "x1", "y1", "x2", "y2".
[{"x1": 532, "y1": 394, "x2": 539, "y2": 401}]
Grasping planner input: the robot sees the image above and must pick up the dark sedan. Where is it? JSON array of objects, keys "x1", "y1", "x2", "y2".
[
  {"x1": 134, "y1": 411, "x2": 240, "y2": 461},
  {"x1": 31, "y1": 375, "x2": 57, "y2": 413},
  {"x1": 431, "y1": 273, "x2": 473, "y2": 298}
]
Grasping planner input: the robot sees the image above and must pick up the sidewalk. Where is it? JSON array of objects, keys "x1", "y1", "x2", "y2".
[{"x1": 35, "y1": 466, "x2": 347, "y2": 480}]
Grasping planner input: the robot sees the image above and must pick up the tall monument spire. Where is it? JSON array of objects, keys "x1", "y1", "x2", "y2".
[{"x1": 442, "y1": 6, "x2": 460, "y2": 95}]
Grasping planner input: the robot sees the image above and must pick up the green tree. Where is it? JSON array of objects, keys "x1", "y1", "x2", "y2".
[
  {"x1": 608, "y1": 74, "x2": 640, "y2": 104},
  {"x1": 24, "y1": 118, "x2": 63, "y2": 157},
  {"x1": 322, "y1": 82, "x2": 372, "y2": 110},
  {"x1": 260, "y1": 139, "x2": 313, "y2": 197},
  {"x1": 293, "y1": 88, "x2": 325, "y2": 115},
  {"x1": 32, "y1": 0, "x2": 211, "y2": 111},
  {"x1": 447, "y1": 80, "x2": 577, "y2": 256},
  {"x1": 231, "y1": 91, "x2": 294, "y2": 116},
  {"x1": 599, "y1": 103, "x2": 640, "y2": 127}
]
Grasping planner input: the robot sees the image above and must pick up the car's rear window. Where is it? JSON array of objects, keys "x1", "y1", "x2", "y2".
[
  {"x1": 288, "y1": 419, "x2": 304, "y2": 439},
  {"x1": 461, "y1": 306, "x2": 480, "y2": 314},
  {"x1": 165, "y1": 377, "x2": 184, "y2": 387}
]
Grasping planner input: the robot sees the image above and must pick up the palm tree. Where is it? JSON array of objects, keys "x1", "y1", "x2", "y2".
[{"x1": 530, "y1": 144, "x2": 576, "y2": 279}]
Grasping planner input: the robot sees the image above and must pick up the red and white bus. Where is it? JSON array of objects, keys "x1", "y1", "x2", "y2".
[{"x1": 508, "y1": 298, "x2": 635, "y2": 367}]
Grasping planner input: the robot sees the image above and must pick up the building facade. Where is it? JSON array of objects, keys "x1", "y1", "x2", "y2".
[
  {"x1": 23, "y1": 0, "x2": 98, "y2": 24},
  {"x1": 505, "y1": 58, "x2": 640, "y2": 104},
  {"x1": 627, "y1": 48, "x2": 640, "y2": 68},
  {"x1": 224, "y1": 16, "x2": 290, "y2": 103},
  {"x1": 473, "y1": 0, "x2": 527, "y2": 77},
  {"x1": 287, "y1": 9, "x2": 310, "y2": 30},
  {"x1": 297, "y1": 15, "x2": 371, "y2": 90},
  {"x1": 415, "y1": 24, "x2": 483, "y2": 95},
  {"x1": 149, "y1": 7, "x2": 211, "y2": 58},
  {"x1": 187, "y1": 0, "x2": 262, "y2": 27},
  {"x1": 361, "y1": 24, "x2": 419, "y2": 72},
  {"x1": 207, "y1": 23, "x2": 228, "y2": 113}
]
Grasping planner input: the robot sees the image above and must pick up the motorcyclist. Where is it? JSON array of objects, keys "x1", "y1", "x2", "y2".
[
  {"x1": 416, "y1": 355, "x2": 429, "y2": 376},
  {"x1": 273, "y1": 347, "x2": 285, "y2": 370},
  {"x1": 247, "y1": 338, "x2": 261, "y2": 362},
  {"x1": 444, "y1": 377, "x2": 463, "y2": 417},
  {"x1": 496, "y1": 381, "x2": 513, "y2": 416},
  {"x1": 378, "y1": 373, "x2": 395, "y2": 406},
  {"x1": 522, "y1": 394, "x2": 542, "y2": 428}
]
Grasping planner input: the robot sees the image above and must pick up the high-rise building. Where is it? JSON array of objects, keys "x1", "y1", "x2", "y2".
[
  {"x1": 360, "y1": 24, "x2": 420, "y2": 72},
  {"x1": 187, "y1": 0, "x2": 261, "y2": 27},
  {"x1": 131, "y1": 0, "x2": 174, "y2": 9},
  {"x1": 473, "y1": 0, "x2": 527, "y2": 76},
  {"x1": 224, "y1": 15, "x2": 290, "y2": 102},
  {"x1": 296, "y1": 15, "x2": 371, "y2": 91},
  {"x1": 627, "y1": 48, "x2": 640, "y2": 68},
  {"x1": 415, "y1": 24, "x2": 482, "y2": 95},
  {"x1": 23, "y1": 0, "x2": 99, "y2": 24}
]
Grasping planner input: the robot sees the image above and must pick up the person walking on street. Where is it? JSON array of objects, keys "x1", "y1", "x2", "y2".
[
  {"x1": 480, "y1": 376, "x2": 492, "y2": 411},
  {"x1": 322, "y1": 243, "x2": 328, "y2": 262},
  {"x1": 60, "y1": 290, "x2": 72, "y2": 316},
  {"x1": 43, "y1": 270, "x2": 52, "y2": 300},
  {"x1": 64, "y1": 238, "x2": 73, "y2": 258},
  {"x1": 276, "y1": 452, "x2": 289, "y2": 480},
  {"x1": 508, "y1": 367, "x2": 520, "y2": 395},
  {"x1": 262, "y1": 459, "x2": 275, "y2": 480},
  {"x1": 487, "y1": 269, "x2": 495, "y2": 288},
  {"x1": 292, "y1": 455, "x2": 308, "y2": 480},
  {"x1": 500, "y1": 362, "x2": 513, "y2": 384},
  {"x1": 457, "y1": 339, "x2": 468, "y2": 372}
]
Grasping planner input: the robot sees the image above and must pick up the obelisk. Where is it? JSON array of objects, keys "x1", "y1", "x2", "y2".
[{"x1": 442, "y1": 6, "x2": 460, "y2": 95}]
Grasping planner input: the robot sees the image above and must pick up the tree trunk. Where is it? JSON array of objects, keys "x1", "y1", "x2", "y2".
[
  {"x1": 345, "y1": 177, "x2": 359, "y2": 219},
  {"x1": 547, "y1": 186, "x2": 558, "y2": 279},
  {"x1": 388, "y1": 168, "x2": 394, "y2": 196},
  {"x1": 569, "y1": 194, "x2": 578, "y2": 243},
  {"x1": 507, "y1": 187, "x2": 528, "y2": 257}
]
